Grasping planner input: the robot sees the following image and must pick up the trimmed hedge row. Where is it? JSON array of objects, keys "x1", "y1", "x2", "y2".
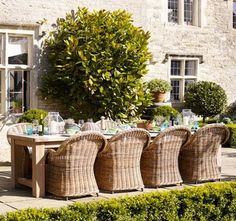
[
  {"x1": 1, "y1": 182, "x2": 236, "y2": 220},
  {"x1": 225, "y1": 124, "x2": 236, "y2": 148}
]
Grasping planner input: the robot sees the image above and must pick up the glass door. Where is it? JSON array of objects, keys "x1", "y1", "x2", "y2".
[{"x1": 8, "y1": 70, "x2": 30, "y2": 113}]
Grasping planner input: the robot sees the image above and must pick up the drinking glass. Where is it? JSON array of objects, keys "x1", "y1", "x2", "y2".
[
  {"x1": 26, "y1": 125, "x2": 33, "y2": 135},
  {"x1": 32, "y1": 120, "x2": 39, "y2": 134}
]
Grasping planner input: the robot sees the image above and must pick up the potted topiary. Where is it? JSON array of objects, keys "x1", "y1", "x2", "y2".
[
  {"x1": 185, "y1": 81, "x2": 227, "y2": 123},
  {"x1": 147, "y1": 79, "x2": 172, "y2": 102}
]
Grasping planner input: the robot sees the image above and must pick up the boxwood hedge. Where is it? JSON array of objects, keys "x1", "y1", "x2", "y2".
[
  {"x1": 225, "y1": 124, "x2": 236, "y2": 148},
  {"x1": 1, "y1": 182, "x2": 236, "y2": 221}
]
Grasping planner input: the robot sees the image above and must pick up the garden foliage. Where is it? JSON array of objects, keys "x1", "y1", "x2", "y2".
[
  {"x1": 41, "y1": 7, "x2": 152, "y2": 121},
  {"x1": 225, "y1": 124, "x2": 236, "y2": 148},
  {"x1": 185, "y1": 81, "x2": 227, "y2": 122},
  {"x1": 153, "y1": 105, "x2": 179, "y2": 118},
  {"x1": 19, "y1": 109, "x2": 48, "y2": 123},
  {"x1": 1, "y1": 182, "x2": 236, "y2": 220}
]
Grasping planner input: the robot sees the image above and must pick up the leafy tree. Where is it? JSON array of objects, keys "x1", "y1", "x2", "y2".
[
  {"x1": 184, "y1": 81, "x2": 227, "y2": 122},
  {"x1": 40, "y1": 7, "x2": 152, "y2": 121}
]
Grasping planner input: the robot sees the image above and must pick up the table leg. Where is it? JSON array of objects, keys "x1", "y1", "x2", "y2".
[
  {"x1": 11, "y1": 141, "x2": 25, "y2": 188},
  {"x1": 32, "y1": 144, "x2": 45, "y2": 198}
]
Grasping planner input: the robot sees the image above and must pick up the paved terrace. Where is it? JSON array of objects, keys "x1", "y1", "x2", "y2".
[{"x1": 0, "y1": 148, "x2": 236, "y2": 214}]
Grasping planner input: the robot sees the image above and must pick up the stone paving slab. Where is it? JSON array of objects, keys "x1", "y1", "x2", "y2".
[
  {"x1": 0, "y1": 203, "x2": 15, "y2": 214},
  {"x1": 6, "y1": 198, "x2": 73, "y2": 211},
  {"x1": 0, "y1": 148, "x2": 236, "y2": 215}
]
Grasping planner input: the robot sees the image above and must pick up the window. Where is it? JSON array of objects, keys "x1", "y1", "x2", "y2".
[
  {"x1": 168, "y1": 0, "x2": 199, "y2": 26},
  {"x1": 0, "y1": 30, "x2": 33, "y2": 114},
  {"x1": 168, "y1": 0, "x2": 178, "y2": 23},
  {"x1": 233, "y1": 1, "x2": 236, "y2": 29},
  {"x1": 170, "y1": 59, "x2": 198, "y2": 102},
  {"x1": 184, "y1": 0, "x2": 193, "y2": 25}
]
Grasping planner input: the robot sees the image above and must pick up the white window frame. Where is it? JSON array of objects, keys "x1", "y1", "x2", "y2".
[
  {"x1": 169, "y1": 57, "x2": 198, "y2": 102},
  {"x1": 0, "y1": 29, "x2": 34, "y2": 114},
  {"x1": 166, "y1": 0, "x2": 202, "y2": 27}
]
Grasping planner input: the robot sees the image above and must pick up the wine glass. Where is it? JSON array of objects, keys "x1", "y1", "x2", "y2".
[
  {"x1": 78, "y1": 119, "x2": 85, "y2": 128},
  {"x1": 32, "y1": 120, "x2": 39, "y2": 134}
]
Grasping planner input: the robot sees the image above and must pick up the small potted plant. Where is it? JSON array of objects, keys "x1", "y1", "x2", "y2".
[
  {"x1": 12, "y1": 99, "x2": 23, "y2": 113},
  {"x1": 136, "y1": 119, "x2": 153, "y2": 131},
  {"x1": 136, "y1": 108, "x2": 157, "y2": 130},
  {"x1": 147, "y1": 79, "x2": 172, "y2": 102}
]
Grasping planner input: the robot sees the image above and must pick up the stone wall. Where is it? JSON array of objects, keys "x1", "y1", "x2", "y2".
[
  {"x1": 0, "y1": 0, "x2": 235, "y2": 104},
  {"x1": 0, "y1": 0, "x2": 235, "y2": 162}
]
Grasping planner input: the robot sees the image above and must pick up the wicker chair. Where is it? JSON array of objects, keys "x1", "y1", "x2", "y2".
[
  {"x1": 95, "y1": 119, "x2": 117, "y2": 130},
  {"x1": 81, "y1": 122, "x2": 100, "y2": 131},
  {"x1": 45, "y1": 131, "x2": 107, "y2": 198},
  {"x1": 94, "y1": 128, "x2": 150, "y2": 192},
  {"x1": 7, "y1": 123, "x2": 32, "y2": 178},
  {"x1": 141, "y1": 126, "x2": 191, "y2": 187},
  {"x1": 179, "y1": 123, "x2": 230, "y2": 183}
]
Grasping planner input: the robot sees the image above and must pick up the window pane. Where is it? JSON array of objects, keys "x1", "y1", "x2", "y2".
[
  {"x1": 233, "y1": 2, "x2": 236, "y2": 29},
  {"x1": 9, "y1": 70, "x2": 23, "y2": 112},
  {"x1": 184, "y1": 0, "x2": 193, "y2": 25},
  {"x1": 8, "y1": 37, "x2": 28, "y2": 65},
  {"x1": 185, "y1": 79, "x2": 195, "y2": 92},
  {"x1": 185, "y1": 60, "x2": 196, "y2": 75},
  {"x1": 171, "y1": 60, "x2": 181, "y2": 76},
  {"x1": 168, "y1": 0, "x2": 178, "y2": 23},
  {"x1": 170, "y1": 80, "x2": 180, "y2": 101}
]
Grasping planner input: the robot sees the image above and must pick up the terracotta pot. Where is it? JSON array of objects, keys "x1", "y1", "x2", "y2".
[
  {"x1": 153, "y1": 92, "x2": 166, "y2": 103},
  {"x1": 13, "y1": 108, "x2": 22, "y2": 113},
  {"x1": 137, "y1": 122, "x2": 153, "y2": 131}
]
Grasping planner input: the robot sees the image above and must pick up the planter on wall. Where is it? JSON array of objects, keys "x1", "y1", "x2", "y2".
[
  {"x1": 153, "y1": 92, "x2": 166, "y2": 103},
  {"x1": 137, "y1": 121, "x2": 153, "y2": 131}
]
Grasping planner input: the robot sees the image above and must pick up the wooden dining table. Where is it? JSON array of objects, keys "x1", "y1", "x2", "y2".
[
  {"x1": 9, "y1": 132, "x2": 159, "y2": 198},
  {"x1": 10, "y1": 134, "x2": 67, "y2": 198}
]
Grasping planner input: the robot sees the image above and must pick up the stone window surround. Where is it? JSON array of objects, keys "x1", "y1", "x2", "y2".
[
  {"x1": 0, "y1": 29, "x2": 34, "y2": 114},
  {"x1": 168, "y1": 57, "x2": 199, "y2": 102},
  {"x1": 233, "y1": 0, "x2": 236, "y2": 29},
  {"x1": 164, "y1": 0, "x2": 204, "y2": 27}
]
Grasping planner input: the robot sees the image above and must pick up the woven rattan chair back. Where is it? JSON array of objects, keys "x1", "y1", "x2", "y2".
[
  {"x1": 46, "y1": 131, "x2": 107, "y2": 197},
  {"x1": 95, "y1": 128, "x2": 150, "y2": 192},
  {"x1": 7, "y1": 123, "x2": 32, "y2": 144},
  {"x1": 141, "y1": 126, "x2": 191, "y2": 187},
  {"x1": 95, "y1": 119, "x2": 117, "y2": 130},
  {"x1": 179, "y1": 123, "x2": 230, "y2": 182},
  {"x1": 81, "y1": 122, "x2": 100, "y2": 131}
]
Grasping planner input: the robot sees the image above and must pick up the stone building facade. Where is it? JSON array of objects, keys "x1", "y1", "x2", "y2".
[{"x1": 0, "y1": 0, "x2": 235, "y2": 115}]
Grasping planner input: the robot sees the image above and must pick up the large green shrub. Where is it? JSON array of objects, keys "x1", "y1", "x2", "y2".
[
  {"x1": 2, "y1": 182, "x2": 236, "y2": 220},
  {"x1": 185, "y1": 81, "x2": 227, "y2": 122},
  {"x1": 40, "y1": 7, "x2": 152, "y2": 121},
  {"x1": 19, "y1": 109, "x2": 48, "y2": 123}
]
